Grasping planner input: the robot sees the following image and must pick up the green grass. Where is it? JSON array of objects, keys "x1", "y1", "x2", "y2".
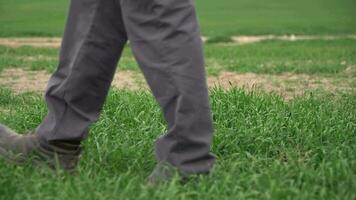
[
  {"x1": 1, "y1": 0, "x2": 356, "y2": 37},
  {"x1": 0, "y1": 87, "x2": 355, "y2": 199},
  {"x1": 196, "y1": 0, "x2": 356, "y2": 37},
  {"x1": 1, "y1": 1, "x2": 355, "y2": 197},
  {"x1": 1, "y1": 39, "x2": 355, "y2": 77},
  {"x1": 205, "y1": 39, "x2": 356, "y2": 76},
  {"x1": 0, "y1": 44, "x2": 137, "y2": 73},
  {"x1": 0, "y1": 0, "x2": 68, "y2": 37}
]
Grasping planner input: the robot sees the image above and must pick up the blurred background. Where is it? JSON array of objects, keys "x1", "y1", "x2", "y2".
[{"x1": 0, "y1": 0, "x2": 355, "y2": 37}]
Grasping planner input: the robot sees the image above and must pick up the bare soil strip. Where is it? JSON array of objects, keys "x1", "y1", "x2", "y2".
[
  {"x1": 1, "y1": 35, "x2": 355, "y2": 47},
  {"x1": 207, "y1": 72, "x2": 354, "y2": 99},
  {"x1": 0, "y1": 68, "x2": 144, "y2": 93},
  {"x1": 0, "y1": 37, "x2": 62, "y2": 48},
  {"x1": 0, "y1": 68, "x2": 353, "y2": 99},
  {"x1": 231, "y1": 35, "x2": 356, "y2": 44}
]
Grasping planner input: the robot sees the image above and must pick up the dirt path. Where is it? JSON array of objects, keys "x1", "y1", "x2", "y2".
[
  {"x1": 0, "y1": 68, "x2": 353, "y2": 99},
  {"x1": 1, "y1": 35, "x2": 356, "y2": 47},
  {"x1": 207, "y1": 71, "x2": 354, "y2": 98},
  {"x1": 0, "y1": 37, "x2": 62, "y2": 48},
  {"x1": 0, "y1": 68, "x2": 144, "y2": 93},
  {"x1": 231, "y1": 35, "x2": 356, "y2": 44}
]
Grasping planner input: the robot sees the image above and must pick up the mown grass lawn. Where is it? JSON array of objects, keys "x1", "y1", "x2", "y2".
[
  {"x1": 0, "y1": 0, "x2": 355, "y2": 37},
  {"x1": 0, "y1": 87, "x2": 355, "y2": 200}
]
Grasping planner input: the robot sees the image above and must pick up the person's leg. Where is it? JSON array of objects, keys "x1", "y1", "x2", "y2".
[
  {"x1": 120, "y1": 0, "x2": 215, "y2": 175},
  {"x1": 36, "y1": 0, "x2": 128, "y2": 143},
  {"x1": 0, "y1": 0, "x2": 127, "y2": 170}
]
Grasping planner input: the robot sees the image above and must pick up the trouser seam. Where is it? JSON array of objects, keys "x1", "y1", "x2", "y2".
[{"x1": 52, "y1": 0, "x2": 102, "y2": 136}]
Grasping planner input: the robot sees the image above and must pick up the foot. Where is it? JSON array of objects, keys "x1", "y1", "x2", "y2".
[
  {"x1": 146, "y1": 162, "x2": 206, "y2": 186},
  {"x1": 0, "y1": 124, "x2": 81, "y2": 172}
]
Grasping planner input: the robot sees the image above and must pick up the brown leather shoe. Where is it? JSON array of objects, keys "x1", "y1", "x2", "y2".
[{"x1": 0, "y1": 124, "x2": 81, "y2": 172}]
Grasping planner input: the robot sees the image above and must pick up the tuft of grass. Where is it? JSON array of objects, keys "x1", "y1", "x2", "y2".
[
  {"x1": 0, "y1": 87, "x2": 355, "y2": 199},
  {"x1": 206, "y1": 36, "x2": 233, "y2": 44}
]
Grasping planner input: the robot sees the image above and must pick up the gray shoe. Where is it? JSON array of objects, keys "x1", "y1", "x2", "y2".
[
  {"x1": 147, "y1": 162, "x2": 206, "y2": 186},
  {"x1": 0, "y1": 124, "x2": 80, "y2": 172}
]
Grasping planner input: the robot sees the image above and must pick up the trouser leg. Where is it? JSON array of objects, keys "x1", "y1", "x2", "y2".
[
  {"x1": 36, "y1": 0, "x2": 128, "y2": 143},
  {"x1": 120, "y1": 0, "x2": 215, "y2": 173}
]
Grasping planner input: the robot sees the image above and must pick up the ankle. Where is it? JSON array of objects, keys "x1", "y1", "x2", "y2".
[{"x1": 39, "y1": 139, "x2": 82, "y2": 156}]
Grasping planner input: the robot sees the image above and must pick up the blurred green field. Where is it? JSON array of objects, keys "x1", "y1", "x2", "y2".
[{"x1": 0, "y1": 0, "x2": 356, "y2": 37}]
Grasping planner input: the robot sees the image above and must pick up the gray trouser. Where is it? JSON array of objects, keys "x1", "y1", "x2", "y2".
[{"x1": 36, "y1": 0, "x2": 215, "y2": 173}]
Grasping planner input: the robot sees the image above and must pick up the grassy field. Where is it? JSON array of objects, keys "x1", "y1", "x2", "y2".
[
  {"x1": 1, "y1": 39, "x2": 355, "y2": 77},
  {"x1": 0, "y1": 0, "x2": 356, "y2": 37},
  {"x1": 0, "y1": 0, "x2": 356, "y2": 199},
  {"x1": 0, "y1": 88, "x2": 355, "y2": 200},
  {"x1": 0, "y1": 40, "x2": 355, "y2": 199}
]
